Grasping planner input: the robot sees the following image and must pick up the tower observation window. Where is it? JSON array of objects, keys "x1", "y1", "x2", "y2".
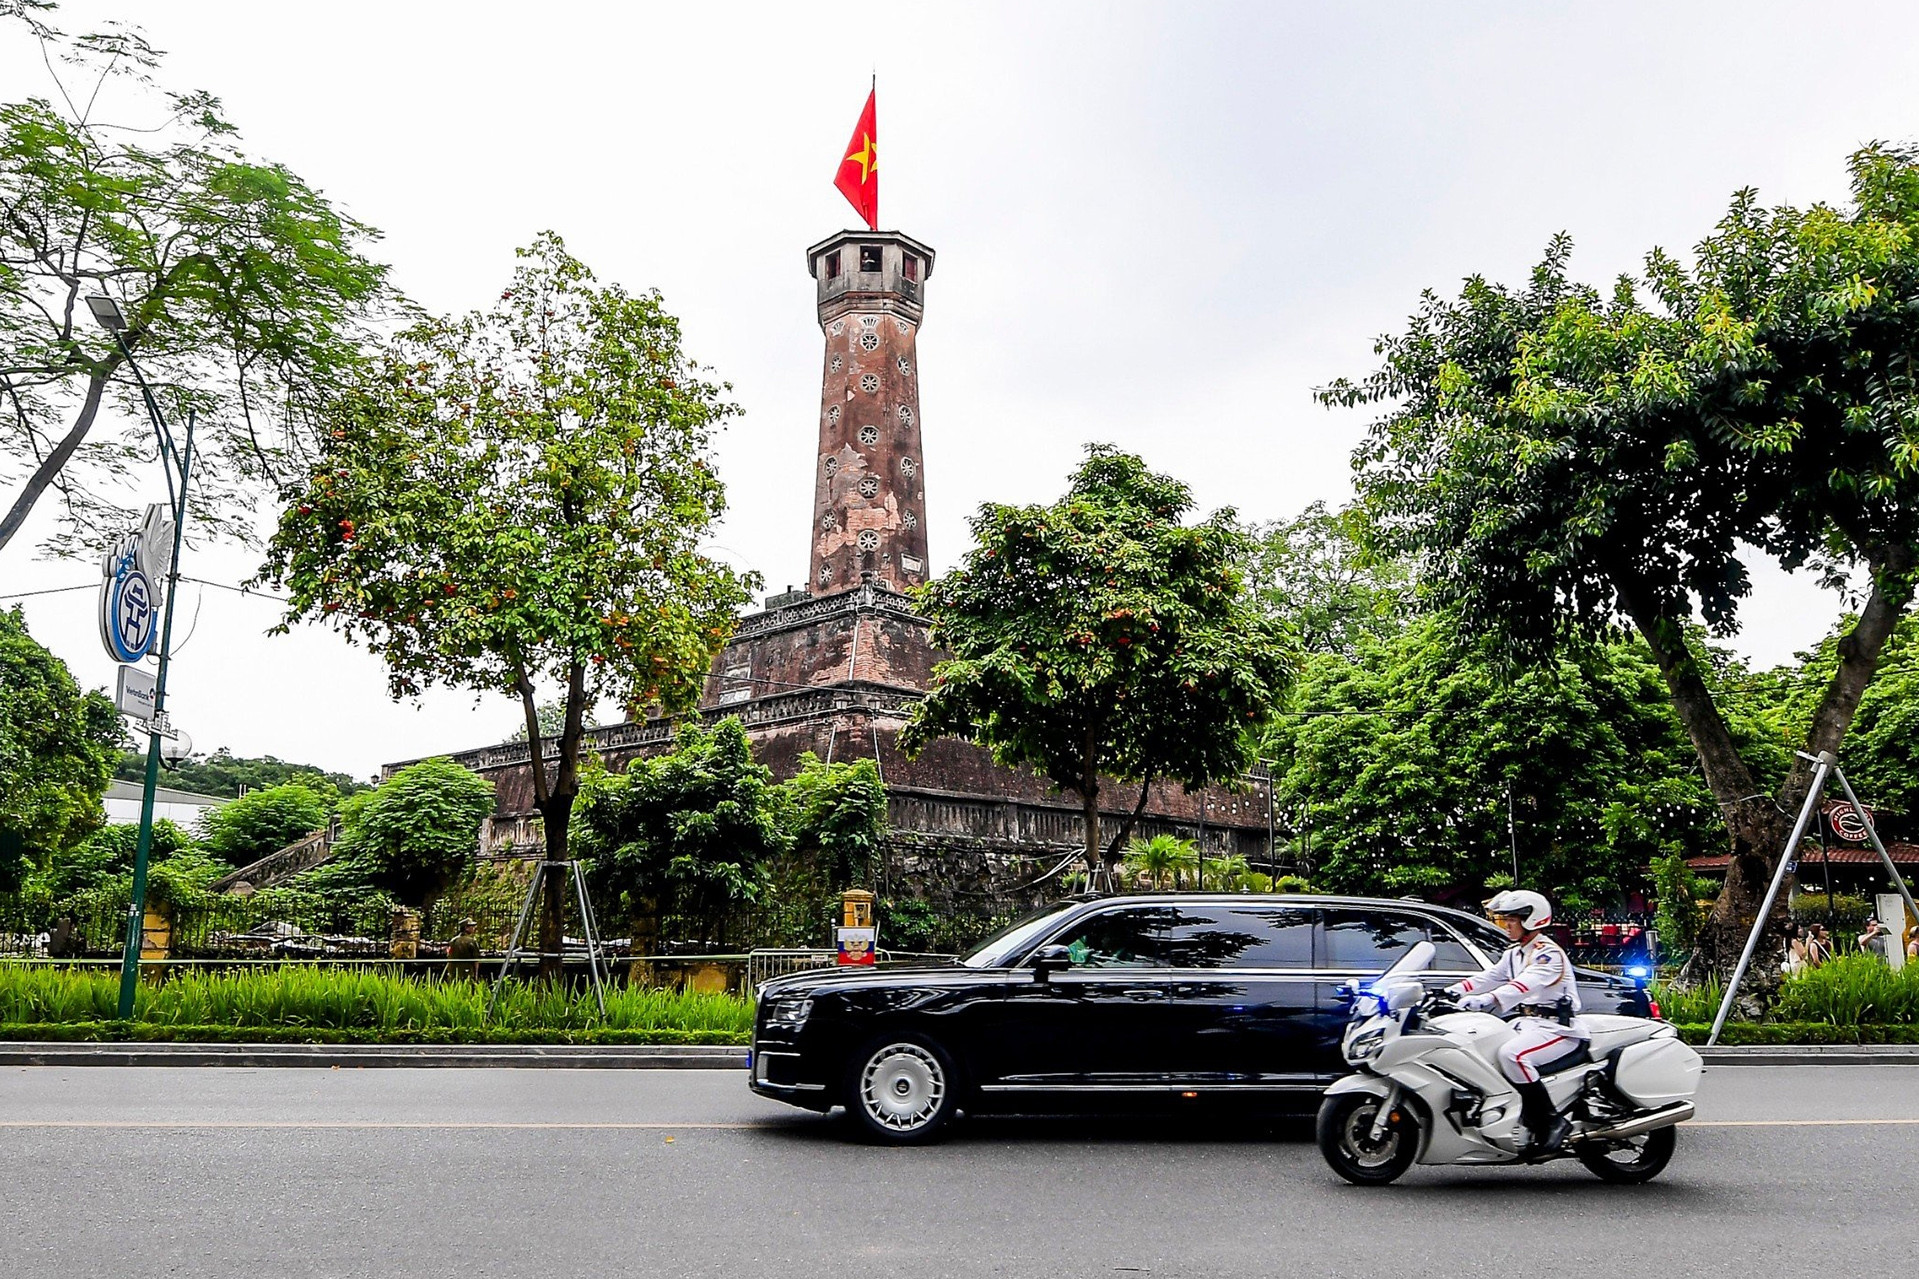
[
  {"x1": 859, "y1": 245, "x2": 884, "y2": 272},
  {"x1": 902, "y1": 254, "x2": 919, "y2": 281},
  {"x1": 825, "y1": 251, "x2": 841, "y2": 279}
]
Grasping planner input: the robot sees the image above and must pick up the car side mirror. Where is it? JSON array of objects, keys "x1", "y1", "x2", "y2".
[{"x1": 1030, "y1": 945, "x2": 1074, "y2": 981}]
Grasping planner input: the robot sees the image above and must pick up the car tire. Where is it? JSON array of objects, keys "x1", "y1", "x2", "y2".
[
  {"x1": 844, "y1": 1034, "x2": 960, "y2": 1145},
  {"x1": 1575, "y1": 1123, "x2": 1676, "y2": 1184},
  {"x1": 1317, "y1": 1091, "x2": 1419, "y2": 1186}
]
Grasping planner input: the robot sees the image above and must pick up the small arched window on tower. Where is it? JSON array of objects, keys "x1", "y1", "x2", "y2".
[
  {"x1": 859, "y1": 245, "x2": 883, "y2": 273},
  {"x1": 902, "y1": 253, "x2": 919, "y2": 281},
  {"x1": 824, "y1": 251, "x2": 841, "y2": 279}
]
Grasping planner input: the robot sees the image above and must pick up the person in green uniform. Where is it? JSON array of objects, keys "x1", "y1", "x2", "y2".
[{"x1": 445, "y1": 918, "x2": 481, "y2": 981}]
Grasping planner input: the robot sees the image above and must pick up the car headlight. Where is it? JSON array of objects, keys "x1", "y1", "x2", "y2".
[
  {"x1": 1347, "y1": 1027, "x2": 1387, "y2": 1061},
  {"x1": 765, "y1": 996, "x2": 813, "y2": 1029}
]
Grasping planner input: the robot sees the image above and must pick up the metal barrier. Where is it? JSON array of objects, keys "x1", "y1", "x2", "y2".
[{"x1": 744, "y1": 948, "x2": 958, "y2": 993}]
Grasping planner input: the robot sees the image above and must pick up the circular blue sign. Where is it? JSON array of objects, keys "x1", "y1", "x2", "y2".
[{"x1": 104, "y1": 565, "x2": 155, "y2": 662}]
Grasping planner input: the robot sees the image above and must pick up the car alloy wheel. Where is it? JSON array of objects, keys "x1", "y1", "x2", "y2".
[{"x1": 851, "y1": 1038, "x2": 955, "y2": 1143}]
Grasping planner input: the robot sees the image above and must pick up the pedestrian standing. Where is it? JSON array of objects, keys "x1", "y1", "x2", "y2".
[{"x1": 445, "y1": 918, "x2": 482, "y2": 981}]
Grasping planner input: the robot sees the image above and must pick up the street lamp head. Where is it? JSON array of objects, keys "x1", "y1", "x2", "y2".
[{"x1": 85, "y1": 295, "x2": 128, "y2": 332}]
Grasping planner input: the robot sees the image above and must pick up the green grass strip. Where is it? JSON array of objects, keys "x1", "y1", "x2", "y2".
[{"x1": 0, "y1": 1022, "x2": 748, "y2": 1045}]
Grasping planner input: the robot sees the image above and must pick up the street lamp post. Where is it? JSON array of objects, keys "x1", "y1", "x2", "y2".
[{"x1": 87, "y1": 296, "x2": 195, "y2": 1021}]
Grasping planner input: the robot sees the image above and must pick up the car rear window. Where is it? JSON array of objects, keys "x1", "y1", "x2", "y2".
[{"x1": 1318, "y1": 909, "x2": 1481, "y2": 972}]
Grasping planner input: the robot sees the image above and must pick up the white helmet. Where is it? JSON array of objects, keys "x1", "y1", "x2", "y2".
[{"x1": 1485, "y1": 889, "x2": 1552, "y2": 931}]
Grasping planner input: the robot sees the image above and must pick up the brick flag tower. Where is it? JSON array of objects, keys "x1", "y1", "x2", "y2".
[
  {"x1": 412, "y1": 221, "x2": 1279, "y2": 932},
  {"x1": 805, "y1": 231, "x2": 936, "y2": 595}
]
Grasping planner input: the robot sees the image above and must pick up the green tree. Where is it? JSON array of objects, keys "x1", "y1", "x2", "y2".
[
  {"x1": 114, "y1": 747, "x2": 366, "y2": 799},
  {"x1": 0, "y1": 606, "x2": 121, "y2": 891},
  {"x1": 0, "y1": 12, "x2": 389, "y2": 556},
  {"x1": 779, "y1": 754, "x2": 887, "y2": 888},
  {"x1": 1122, "y1": 833, "x2": 1196, "y2": 890},
  {"x1": 1270, "y1": 617, "x2": 1721, "y2": 908},
  {"x1": 39, "y1": 818, "x2": 200, "y2": 900},
  {"x1": 903, "y1": 446, "x2": 1293, "y2": 873},
  {"x1": 1248, "y1": 501, "x2": 1411, "y2": 657},
  {"x1": 576, "y1": 719, "x2": 786, "y2": 951},
  {"x1": 1332, "y1": 148, "x2": 1919, "y2": 972},
  {"x1": 260, "y1": 233, "x2": 756, "y2": 976},
  {"x1": 196, "y1": 783, "x2": 328, "y2": 864},
  {"x1": 331, "y1": 757, "x2": 493, "y2": 908}
]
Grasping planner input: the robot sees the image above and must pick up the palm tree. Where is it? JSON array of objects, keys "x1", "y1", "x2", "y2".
[
  {"x1": 1124, "y1": 834, "x2": 1199, "y2": 890},
  {"x1": 1204, "y1": 854, "x2": 1252, "y2": 892}
]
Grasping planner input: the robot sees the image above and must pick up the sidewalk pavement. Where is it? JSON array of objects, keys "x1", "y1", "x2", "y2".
[
  {"x1": 0, "y1": 1041, "x2": 1914, "y2": 1068},
  {"x1": 0, "y1": 1042, "x2": 748, "y2": 1069}
]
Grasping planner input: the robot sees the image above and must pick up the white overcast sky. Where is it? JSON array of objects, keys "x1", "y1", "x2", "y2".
[{"x1": 5, "y1": 1, "x2": 1916, "y2": 781}]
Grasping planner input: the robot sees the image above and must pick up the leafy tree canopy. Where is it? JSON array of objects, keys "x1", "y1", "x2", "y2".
[
  {"x1": 1330, "y1": 146, "x2": 1919, "y2": 971},
  {"x1": 1270, "y1": 616, "x2": 1723, "y2": 910},
  {"x1": 577, "y1": 718, "x2": 786, "y2": 950},
  {"x1": 778, "y1": 753, "x2": 887, "y2": 888},
  {"x1": 113, "y1": 746, "x2": 366, "y2": 799},
  {"x1": 1247, "y1": 501, "x2": 1412, "y2": 658},
  {"x1": 0, "y1": 10, "x2": 391, "y2": 556},
  {"x1": 258, "y1": 232, "x2": 756, "y2": 972},
  {"x1": 196, "y1": 782, "x2": 327, "y2": 864},
  {"x1": 903, "y1": 445, "x2": 1293, "y2": 869},
  {"x1": 0, "y1": 605, "x2": 121, "y2": 891},
  {"x1": 331, "y1": 757, "x2": 493, "y2": 907}
]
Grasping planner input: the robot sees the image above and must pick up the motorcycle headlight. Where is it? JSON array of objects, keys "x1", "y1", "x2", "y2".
[
  {"x1": 1347, "y1": 1027, "x2": 1387, "y2": 1061},
  {"x1": 765, "y1": 996, "x2": 813, "y2": 1029}
]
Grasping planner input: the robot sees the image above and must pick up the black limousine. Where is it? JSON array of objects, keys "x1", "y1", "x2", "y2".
[{"x1": 749, "y1": 893, "x2": 1654, "y2": 1142}]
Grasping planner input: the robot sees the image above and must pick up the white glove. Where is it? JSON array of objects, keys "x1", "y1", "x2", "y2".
[
  {"x1": 1443, "y1": 982, "x2": 1468, "y2": 997},
  {"x1": 1459, "y1": 993, "x2": 1498, "y2": 1013}
]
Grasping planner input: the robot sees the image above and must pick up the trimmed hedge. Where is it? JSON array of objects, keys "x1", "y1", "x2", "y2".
[
  {"x1": 0, "y1": 1022, "x2": 747, "y2": 1045},
  {"x1": 1675, "y1": 1021, "x2": 1919, "y2": 1045}
]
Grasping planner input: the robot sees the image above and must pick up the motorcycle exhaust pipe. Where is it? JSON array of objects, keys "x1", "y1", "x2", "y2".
[{"x1": 1574, "y1": 1101, "x2": 1695, "y2": 1144}]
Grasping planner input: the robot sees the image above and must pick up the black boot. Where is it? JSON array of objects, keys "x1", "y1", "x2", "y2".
[{"x1": 1514, "y1": 1081, "x2": 1570, "y2": 1158}]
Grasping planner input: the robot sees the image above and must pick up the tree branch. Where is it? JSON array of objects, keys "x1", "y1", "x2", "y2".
[{"x1": 0, "y1": 357, "x2": 116, "y2": 554}]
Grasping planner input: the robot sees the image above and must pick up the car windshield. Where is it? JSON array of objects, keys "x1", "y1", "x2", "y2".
[{"x1": 960, "y1": 904, "x2": 1077, "y2": 968}]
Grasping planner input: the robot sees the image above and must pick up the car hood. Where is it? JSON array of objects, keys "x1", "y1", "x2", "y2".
[{"x1": 756, "y1": 961, "x2": 995, "y2": 1000}]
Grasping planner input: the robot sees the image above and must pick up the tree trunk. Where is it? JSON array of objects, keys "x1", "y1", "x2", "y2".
[
  {"x1": 1103, "y1": 775, "x2": 1156, "y2": 867},
  {"x1": 0, "y1": 362, "x2": 115, "y2": 554},
  {"x1": 1614, "y1": 577, "x2": 1792, "y2": 979},
  {"x1": 1617, "y1": 552, "x2": 1916, "y2": 982},
  {"x1": 535, "y1": 662, "x2": 591, "y2": 983},
  {"x1": 1079, "y1": 725, "x2": 1102, "y2": 876}
]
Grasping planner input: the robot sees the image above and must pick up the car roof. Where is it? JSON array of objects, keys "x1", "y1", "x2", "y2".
[{"x1": 1068, "y1": 892, "x2": 1486, "y2": 920}]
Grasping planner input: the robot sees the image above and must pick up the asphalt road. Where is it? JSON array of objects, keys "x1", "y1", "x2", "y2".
[{"x1": 2, "y1": 1065, "x2": 1914, "y2": 1278}]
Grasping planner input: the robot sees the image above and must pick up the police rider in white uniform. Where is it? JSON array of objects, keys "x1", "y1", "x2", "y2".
[{"x1": 1445, "y1": 889, "x2": 1587, "y2": 1154}]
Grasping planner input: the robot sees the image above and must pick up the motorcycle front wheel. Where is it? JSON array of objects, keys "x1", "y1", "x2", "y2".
[
  {"x1": 1575, "y1": 1124, "x2": 1676, "y2": 1184},
  {"x1": 1317, "y1": 1092, "x2": 1419, "y2": 1186}
]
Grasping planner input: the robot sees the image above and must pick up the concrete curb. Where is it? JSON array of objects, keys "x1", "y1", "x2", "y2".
[
  {"x1": 5, "y1": 1040, "x2": 1915, "y2": 1069},
  {"x1": 1697, "y1": 1044, "x2": 1919, "y2": 1067},
  {"x1": 0, "y1": 1042, "x2": 750, "y2": 1069}
]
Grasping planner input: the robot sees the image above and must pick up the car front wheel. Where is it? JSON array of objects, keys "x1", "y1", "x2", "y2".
[{"x1": 845, "y1": 1035, "x2": 959, "y2": 1144}]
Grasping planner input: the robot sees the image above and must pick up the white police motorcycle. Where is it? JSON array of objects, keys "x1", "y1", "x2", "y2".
[{"x1": 1316, "y1": 942, "x2": 1702, "y2": 1185}]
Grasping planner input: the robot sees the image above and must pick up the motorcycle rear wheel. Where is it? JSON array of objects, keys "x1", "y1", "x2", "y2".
[
  {"x1": 1575, "y1": 1124, "x2": 1677, "y2": 1184},
  {"x1": 1317, "y1": 1092, "x2": 1419, "y2": 1186}
]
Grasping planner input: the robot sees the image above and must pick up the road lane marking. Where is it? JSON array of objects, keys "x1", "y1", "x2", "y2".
[
  {"x1": 1691, "y1": 1118, "x2": 1919, "y2": 1127},
  {"x1": 0, "y1": 1120, "x2": 775, "y2": 1130}
]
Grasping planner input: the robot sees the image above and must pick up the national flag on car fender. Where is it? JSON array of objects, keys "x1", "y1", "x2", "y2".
[{"x1": 834, "y1": 86, "x2": 879, "y2": 229}]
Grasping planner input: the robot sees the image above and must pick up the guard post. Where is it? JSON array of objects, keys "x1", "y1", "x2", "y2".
[{"x1": 837, "y1": 889, "x2": 876, "y2": 966}]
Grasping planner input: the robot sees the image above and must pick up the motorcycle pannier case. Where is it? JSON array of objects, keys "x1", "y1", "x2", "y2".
[{"x1": 1611, "y1": 1035, "x2": 1703, "y2": 1108}]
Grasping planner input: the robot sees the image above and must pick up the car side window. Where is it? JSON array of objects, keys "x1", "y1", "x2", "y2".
[
  {"x1": 1318, "y1": 909, "x2": 1480, "y2": 973},
  {"x1": 1053, "y1": 908, "x2": 1174, "y2": 968},
  {"x1": 1153, "y1": 906, "x2": 1314, "y2": 969}
]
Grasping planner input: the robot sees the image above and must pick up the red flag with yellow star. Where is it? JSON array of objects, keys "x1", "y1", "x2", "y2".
[{"x1": 834, "y1": 88, "x2": 878, "y2": 229}]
